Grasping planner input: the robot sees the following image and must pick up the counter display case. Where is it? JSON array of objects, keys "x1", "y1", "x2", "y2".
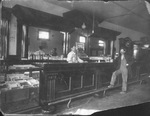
[{"x1": 0, "y1": 64, "x2": 42, "y2": 113}]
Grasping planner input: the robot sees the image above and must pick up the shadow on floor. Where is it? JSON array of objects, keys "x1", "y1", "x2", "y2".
[{"x1": 58, "y1": 78, "x2": 150, "y2": 115}]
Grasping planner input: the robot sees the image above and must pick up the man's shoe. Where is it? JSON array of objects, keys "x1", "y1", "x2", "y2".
[
  {"x1": 120, "y1": 91, "x2": 126, "y2": 94},
  {"x1": 108, "y1": 85, "x2": 114, "y2": 88}
]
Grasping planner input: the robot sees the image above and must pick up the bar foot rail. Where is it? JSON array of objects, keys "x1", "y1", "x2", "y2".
[{"x1": 67, "y1": 98, "x2": 72, "y2": 108}]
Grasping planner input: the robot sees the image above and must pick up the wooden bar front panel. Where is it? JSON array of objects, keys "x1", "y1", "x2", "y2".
[{"x1": 39, "y1": 63, "x2": 115, "y2": 106}]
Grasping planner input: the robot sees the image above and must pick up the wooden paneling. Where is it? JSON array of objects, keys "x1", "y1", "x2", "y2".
[{"x1": 40, "y1": 63, "x2": 114, "y2": 106}]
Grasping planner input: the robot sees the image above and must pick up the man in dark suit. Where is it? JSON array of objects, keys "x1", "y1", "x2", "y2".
[{"x1": 108, "y1": 48, "x2": 134, "y2": 94}]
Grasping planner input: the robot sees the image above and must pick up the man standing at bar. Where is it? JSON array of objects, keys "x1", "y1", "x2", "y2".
[{"x1": 108, "y1": 48, "x2": 134, "y2": 94}]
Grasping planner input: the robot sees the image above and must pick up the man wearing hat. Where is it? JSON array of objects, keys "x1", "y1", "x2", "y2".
[{"x1": 108, "y1": 48, "x2": 134, "y2": 94}]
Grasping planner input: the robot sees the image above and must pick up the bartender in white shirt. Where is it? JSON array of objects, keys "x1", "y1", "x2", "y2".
[{"x1": 67, "y1": 46, "x2": 84, "y2": 63}]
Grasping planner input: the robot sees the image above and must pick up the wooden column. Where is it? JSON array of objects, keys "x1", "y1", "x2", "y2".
[
  {"x1": 25, "y1": 25, "x2": 29, "y2": 58},
  {"x1": 16, "y1": 20, "x2": 22, "y2": 60},
  {"x1": 0, "y1": 1, "x2": 2, "y2": 58}
]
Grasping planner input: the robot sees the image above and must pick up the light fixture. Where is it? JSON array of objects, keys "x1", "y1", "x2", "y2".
[
  {"x1": 82, "y1": 22, "x2": 86, "y2": 29},
  {"x1": 92, "y1": 8, "x2": 95, "y2": 34},
  {"x1": 66, "y1": 0, "x2": 75, "y2": 7},
  {"x1": 81, "y1": 9, "x2": 95, "y2": 37},
  {"x1": 144, "y1": 44, "x2": 149, "y2": 48},
  {"x1": 92, "y1": 30, "x2": 94, "y2": 34},
  {"x1": 145, "y1": 0, "x2": 150, "y2": 14},
  {"x1": 103, "y1": 0, "x2": 109, "y2": 3},
  {"x1": 81, "y1": 8, "x2": 95, "y2": 37},
  {"x1": 66, "y1": 0, "x2": 73, "y2": 3}
]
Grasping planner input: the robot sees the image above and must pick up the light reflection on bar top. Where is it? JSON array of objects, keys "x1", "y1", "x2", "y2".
[
  {"x1": 89, "y1": 56, "x2": 113, "y2": 63},
  {"x1": 22, "y1": 57, "x2": 67, "y2": 60},
  {"x1": 21, "y1": 57, "x2": 113, "y2": 62}
]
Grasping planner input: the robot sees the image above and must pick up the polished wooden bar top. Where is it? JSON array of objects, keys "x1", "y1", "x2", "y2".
[{"x1": 43, "y1": 62, "x2": 114, "y2": 72}]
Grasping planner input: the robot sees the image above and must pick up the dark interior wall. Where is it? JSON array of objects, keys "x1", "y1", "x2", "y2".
[
  {"x1": 69, "y1": 31, "x2": 106, "y2": 56},
  {"x1": 90, "y1": 37, "x2": 104, "y2": 48},
  {"x1": 69, "y1": 31, "x2": 80, "y2": 50},
  {"x1": 28, "y1": 26, "x2": 64, "y2": 56},
  {"x1": 89, "y1": 37, "x2": 106, "y2": 56}
]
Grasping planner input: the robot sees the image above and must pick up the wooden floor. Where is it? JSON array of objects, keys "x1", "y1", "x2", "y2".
[{"x1": 59, "y1": 76, "x2": 150, "y2": 115}]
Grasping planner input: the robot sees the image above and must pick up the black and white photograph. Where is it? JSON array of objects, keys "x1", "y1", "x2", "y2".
[{"x1": 1, "y1": 0, "x2": 150, "y2": 116}]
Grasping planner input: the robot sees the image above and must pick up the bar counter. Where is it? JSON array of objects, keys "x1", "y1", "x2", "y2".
[
  {"x1": 39, "y1": 62, "x2": 140, "y2": 110},
  {"x1": 0, "y1": 61, "x2": 141, "y2": 113}
]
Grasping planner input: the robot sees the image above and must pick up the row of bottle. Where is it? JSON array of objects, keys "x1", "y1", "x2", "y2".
[
  {"x1": 28, "y1": 54, "x2": 64, "y2": 60},
  {"x1": 97, "y1": 56, "x2": 113, "y2": 63}
]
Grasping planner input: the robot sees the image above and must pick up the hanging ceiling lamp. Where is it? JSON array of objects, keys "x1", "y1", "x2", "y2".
[
  {"x1": 82, "y1": 22, "x2": 86, "y2": 29},
  {"x1": 66, "y1": 0, "x2": 73, "y2": 3},
  {"x1": 92, "y1": 8, "x2": 95, "y2": 34},
  {"x1": 66, "y1": 0, "x2": 75, "y2": 7},
  {"x1": 80, "y1": 9, "x2": 95, "y2": 37}
]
